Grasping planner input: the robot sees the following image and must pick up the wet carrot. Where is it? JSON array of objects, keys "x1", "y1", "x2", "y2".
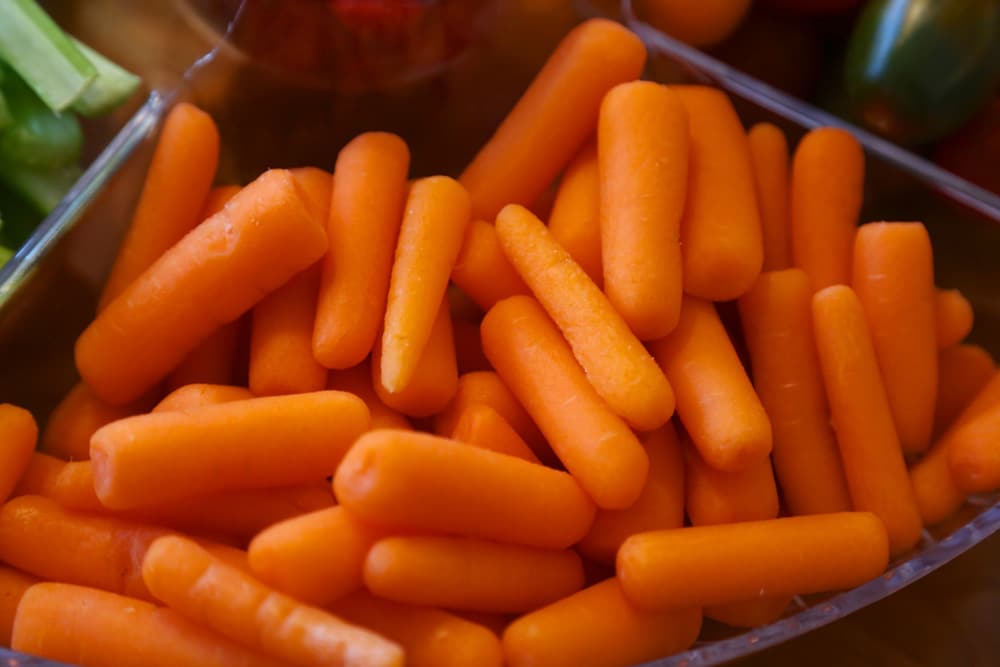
[
  {"x1": 548, "y1": 140, "x2": 602, "y2": 284},
  {"x1": 748, "y1": 123, "x2": 791, "y2": 270},
  {"x1": 935, "y1": 288, "x2": 974, "y2": 348},
  {"x1": 451, "y1": 220, "x2": 530, "y2": 311},
  {"x1": 599, "y1": 81, "x2": 688, "y2": 339},
  {"x1": 705, "y1": 596, "x2": 793, "y2": 629},
  {"x1": 496, "y1": 204, "x2": 674, "y2": 431},
  {"x1": 167, "y1": 320, "x2": 244, "y2": 390},
  {"x1": 451, "y1": 404, "x2": 541, "y2": 463},
  {"x1": 153, "y1": 383, "x2": 254, "y2": 412},
  {"x1": 684, "y1": 442, "x2": 779, "y2": 527},
  {"x1": 0, "y1": 565, "x2": 36, "y2": 647},
  {"x1": 934, "y1": 344, "x2": 995, "y2": 436},
  {"x1": 327, "y1": 363, "x2": 411, "y2": 430},
  {"x1": 0, "y1": 404, "x2": 37, "y2": 503},
  {"x1": 460, "y1": 18, "x2": 646, "y2": 220},
  {"x1": 40, "y1": 382, "x2": 151, "y2": 461}
]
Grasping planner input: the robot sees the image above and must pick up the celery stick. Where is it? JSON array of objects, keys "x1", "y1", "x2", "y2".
[
  {"x1": 0, "y1": 244, "x2": 12, "y2": 268},
  {"x1": 0, "y1": 160, "x2": 80, "y2": 214},
  {"x1": 71, "y1": 38, "x2": 141, "y2": 117},
  {"x1": 0, "y1": 70, "x2": 82, "y2": 169},
  {"x1": 0, "y1": 0, "x2": 97, "y2": 111}
]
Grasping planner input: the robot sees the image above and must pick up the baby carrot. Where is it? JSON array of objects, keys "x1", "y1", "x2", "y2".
[
  {"x1": 684, "y1": 442, "x2": 779, "y2": 527},
  {"x1": 0, "y1": 404, "x2": 37, "y2": 503},
  {"x1": 289, "y1": 166, "x2": 333, "y2": 224},
  {"x1": 90, "y1": 391, "x2": 369, "y2": 509},
  {"x1": 451, "y1": 403, "x2": 541, "y2": 463},
  {"x1": 12, "y1": 583, "x2": 287, "y2": 667},
  {"x1": 599, "y1": 81, "x2": 688, "y2": 339},
  {"x1": 327, "y1": 363, "x2": 412, "y2": 430},
  {"x1": 705, "y1": 596, "x2": 793, "y2": 629},
  {"x1": 738, "y1": 269, "x2": 851, "y2": 515},
  {"x1": 153, "y1": 383, "x2": 254, "y2": 412},
  {"x1": 99, "y1": 103, "x2": 219, "y2": 309},
  {"x1": 330, "y1": 591, "x2": 504, "y2": 667},
  {"x1": 481, "y1": 295, "x2": 649, "y2": 509},
  {"x1": 334, "y1": 430, "x2": 596, "y2": 549},
  {"x1": 372, "y1": 299, "x2": 459, "y2": 417},
  {"x1": 434, "y1": 371, "x2": 545, "y2": 454},
  {"x1": 947, "y1": 405, "x2": 1000, "y2": 494},
  {"x1": 248, "y1": 506, "x2": 384, "y2": 606},
  {"x1": 812, "y1": 285, "x2": 923, "y2": 554},
  {"x1": 503, "y1": 578, "x2": 702, "y2": 667},
  {"x1": 459, "y1": 18, "x2": 646, "y2": 220},
  {"x1": 496, "y1": 204, "x2": 674, "y2": 432},
  {"x1": 748, "y1": 122, "x2": 791, "y2": 270},
  {"x1": 167, "y1": 320, "x2": 244, "y2": 390},
  {"x1": 617, "y1": 512, "x2": 889, "y2": 610},
  {"x1": 199, "y1": 185, "x2": 242, "y2": 217},
  {"x1": 451, "y1": 220, "x2": 530, "y2": 311},
  {"x1": 142, "y1": 535, "x2": 404, "y2": 667},
  {"x1": 0, "y1": 566, "x2": 36, "y2": 647},
  {"x1": 381, "y1": 176, "x2": 470, "y2": 392},
  {"x1": 934, "y1": 344, "x2": 995, "y2": 435},
  {"x1": 853, "y1": 222, "x2": 937, "y2": 454},
  {"x1": 77, "y1": 169, "x2": 328, "y2": 405},
  {"x1": 576, "y1": 425, "x2": 685, "y2": 564},
  {"x1": 548, "y1": 141, "x2": 602, "y2": 284},
  {"x1": 935, "y1": 288, "x2": 974, "y2": 348},
  {"x1": 673, "y1": 85, "x2": 763, "y2": 301},
  {"x1": 14, "y1": 455, "x2": 103, "y2": 513},
  {"x1": 40, "y1": 382, "x2": 150, "y2": 461},
  {"x1": 314, "y1": 132, "x2": 410, "y2": 369},
  {"x1": 790, "y1": 127, "x2": 864, "y2": 291},
  {"x1": 649, "y1": 295, "x2": 772, "y2": 473}
]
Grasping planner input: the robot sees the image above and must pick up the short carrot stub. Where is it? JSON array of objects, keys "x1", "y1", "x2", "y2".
[
  {"x1": 152, "y1": 384, "x2": 254, "y2": 412},
  {"x1": 748, "y1": 122, "x2": 791, "y2": 271},
  {"x1": 935, "y1": 288, "x2": 974, "y2": 349},
  {"x1": 684, "y1": 443, "x2": 779, "y2": 527},
  {"x1": 0, "y1": 565, "x2": 36, "y2": 647},
  {"x1": 327, "y1": 363, "x2": 412, "y2": 431},
  {"x1": 41, "y1": 382, "x2": 149, "y2": 461},
  {"x1": 934, "y1": 344, "x2": 995, "y2": 436},
  {"x1": 947, "y1": 404, "x2": 1000, "y2": 494},
  {"x1": 0, "y1": 404, "x2": 37, "y2": 503},
  {"x1": 548, "y1": 141, "x2": 602, "y2": 284},
  {"x1": 451, "y1": 220, "x2": 530, "y2": 311},
  {"x1": 451, "y1": 403, "x2": 541, "y2": 463}
]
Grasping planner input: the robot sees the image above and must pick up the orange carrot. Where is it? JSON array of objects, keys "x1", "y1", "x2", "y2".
[
  {"x1": 199, "y1": 185, "x2": 242, "y2": 218},
  {"x1": 451, "y1": 220, "x2": 531, "y2": 311},
  {"x1": 947, "y1": 404, "x2": 1000, "y2": 494},
  {"x1": 12, "y1": 583, "x2": 288, "y2": 667},
  {"x1": 0, "y1": 565, "x2": 36, "y2": 647},
  {"x1": 460, "y1": 18, "x2": 646, "y2": 220},
  {"x1": 99, "y1": 103, "x2": 219, "y2": 309},
  {"x1": 599, "y1": 81, "x2": 688, "y2": 340},
  {"x1": 372, "y1": 299, "x2": 459, "y2": 418},
  {"x1": 673, "y1": 86, "x2": 763, "y2": 301},
  {"x1": 167, "y1": 319, "x2": 244, "y2": 390},
  {"x1": 451, "y1": 403, "x2": 541, "y2": 463},
  {"x1": 248, "y1": 506, "x2": 384, "y2": 605},
  {"x1": 617, "y1": 512, "x2": 889, "y2": 609},
  {"x1": 40, "y1": 382, "x2": 151, "y2": 461},
  {"x1": 934, "y1": 344, "x2": 995, "y2": 436},
  {"x1": 853, "y1": 222, "x2": 937, "y2": 454},
  {"x1": 14, "y1": 454, "x2": 103, "y2": 513},
  {"x1": 705, "y1": 596, "x2": 793, "y2": 629},
  {"x1": 502, "y1": 578, "x2": 702, "y2": 667},
  {"x1": 935, "y1": 288, "x2": 974, "y2": 348},
  {"x1": 314, "y1": 133, "x2": 410, "y2": 369},
  {"x1": 790, "y1": 127, "x2": 864, "y2": 291},
  {"x1": 738, "y1": 269, "x2": 851, "y2": 515},
  {"x1": 334, "y1": 430, "x2": 596, "y2": 549},
  {"x1": 812, "y1": 285, "x2": 923, "y2": 554},
  {"x1": 153, "y1": 383, "x2": 254, "y2": 412},
  {"x1": 684, "y1": 441, "x2": 779, "y2": 527},
  {"x1": 548, "y1": 140, "x2": 602, "y2": 284},
  {"x1": 748, "y1": 122, "x2": 791, "y2": 270},
  {"x1": 451, "y1": 611, "x2": 510, "y2": 637},
  {"x1": 496, "y1": 205, "x2": 674, "y2": 432},
  {"x1": 142, "y1": 535, "x2": 404, "y2": 667},
  {"x1": 77, "y1": 169, "x2": 328, "y2": 405},
  {"x1": 329, "y1": 591, "x2": 504, "y2": 667},
  {"x1": 90, "y1": 391, "x2": 368, "y2": 509},
  {"x1": 649, "y1": 295, "x2": 772, "y2": 472},
  {"x1": 327, "y1": 363, "x2": 412, "y2": 430},
  {"x1": 481, "y1": 295, "x2": 649, "y2": 509},
  {"x1": 576, "y1": 425, "x2": 685, "y2": 564},
  {"x1": 289, "y1": 166, "x2": 334, "y2": 224},
  {"x1": 0, "y1": 404, "x2": 37, "y2": 503},
  {"x1": 380, "y1": 176, "x2": 470, "y2": 392}
]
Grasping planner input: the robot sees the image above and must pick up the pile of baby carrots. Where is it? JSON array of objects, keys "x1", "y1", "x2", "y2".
[{"x1": 0, "y1": 16, "x2": 997, "y2": 667}]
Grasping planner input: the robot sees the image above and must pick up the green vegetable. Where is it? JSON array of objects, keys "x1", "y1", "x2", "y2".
[
  {"x1": 70, "y1": 38, "x2": 141, "y2": 117},
  {"x1": 0, "y1": 244, "x2": 12, "y2": 269},
  {"x1": 0, "y1": 68, "x2": 83, "y2": 169},
  {"x1": 0, "y1": 89, "x2": 10, "y2": 130},
  {"x1": 0, "y1": 0, "x2": 97, "y2": 111},
  {"x1": 0, "y1": 159, "x2": 80, "y2": 214},
  {"x1": 0, "y1": 183, "x2": 42, "y2": 247}
]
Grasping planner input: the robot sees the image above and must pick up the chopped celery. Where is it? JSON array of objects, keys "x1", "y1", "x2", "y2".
[
  {"x1": 0, "y1": 159, "x2": 79, "y2": 215},
  {"x1": 0, "y1": 0, "x2": 97, "y2": 111},
  {"x1": 0, "y1": 69, "x2": 82, "y2": 169},
  {"x1": 0, "y1": 244, "x2": 12, "y2": 268},
  {"x1": 0, "y1": 183, "x2": 42, "y2": 247},
  {"x1": 71, "y1": 38, "x2": 141, "y2": 117}
]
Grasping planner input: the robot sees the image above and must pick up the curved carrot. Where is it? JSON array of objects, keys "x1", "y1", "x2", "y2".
[
  {"x1": 947, "y1": 404, "x2": 1000, "y2": 494},
  {"x1": 451, "y1": 403, "x2": 541, "y2": 463},
  {"x1": 77, "y1": 169, "x2": 328, "y2": 405},
  {"x1": 364, "y1": 536, "x2": 584, "y2": 613},
  {"x1": 495, "y1": 204, "x2": 674, "y2": 431},
  {"x1": 935, "y1": 288, "x2": 974, "y2": 348},
  {"x1": 90, "y1": 391, "x2": 369, "y2": 509},
  {"x1": 142, "y1": 535, "x2": 404, "y2": 667},
  {"x1": 481, "y1": 295, "x2": 649, "y2": 509},
  {"x1": 372, "y1": 299, "x2": 458, "y2": 418},
  {"x1": 248, "y1": 506, "x2": 384, "y2": 606},
  {"x1": 502, "y1": 578, "x2": 701, "y2": 667},
  {"x1": 577, "y1": 425, "x2": 685, "y2": 564},
  {"x1": 738, "y1": 269, "x2": 851, "y2": 515},
  {"x1": 99, "y1": 103, "x2": 219, "y2": 309},
  {"x1": 333, "y1": 429, "x2": 595, "y2": 549},
  {"x1": 599, "y1": 81, "x2": 688, "y2": 340},
  {"x1": 649, "y1": 295, "x2": 772, "y2": 473},
  {"x1": 705, "y1": 596, "x2": 793, "y2": 629},
  {"x1": 167, "y1": 320, "x2": 244, "y2": 390},
  {"x1": 459, "y1": 18, "x2": 646, "y2": 220},
  {"x1": 853, "y1": 222, "x2": 937, "y2": 454},
  {"x1": 673, "y1": 86, "x2": 763, "y2": 301},
  {"x1": 748, "y1": 123, "x2": 791, "y2": 271},
  {"x1": 381, "y1": 176, "x2": 470, "y2": 392},
  {"x1": 548, "y1": 141, "x2": 602, "y2": 284},
  {"x1": 617, "y1": 513, "x2": 889, "y2": 609},
  {"x1": 329, "y1": 591, "x2": 504, "y2": 667},
  {"x1": 684, "y1": 441, "x2": 779, "y2": 527},
  {"x1": 934, "y1": 344, "x2": 995, "y2": 436},
  {"x1": 314, "y1": 132, "x2": 410, "y2": 369},
  {"x1": 153, "y1": 383, "x2": 254, "y2": 412},
  {"x1": 0, "y1": 404, "x2": 37, "y2": 503},
  {"x1": 790, "y1": 127, "x2": 864, "y2": 291},
  {"x1": 451, "y1": 220, "x2": 531, "y2": 311},
  {"x1": 41, "y1": 382, "x2": 151, "y2": 461},
  {"x1": 327, "y1": 363, "x2": 411, "y2": 430},
  {"x1": 812, "y1": 285, "x2": 923, "y2": 554},
  {"x1": 12, "y1": 583, "x2": 287, "y2": 667}
]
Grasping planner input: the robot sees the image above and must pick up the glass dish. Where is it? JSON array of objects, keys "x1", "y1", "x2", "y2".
[{"x1": 1, "y1": 1, "x2": 999, "y2": 665}]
